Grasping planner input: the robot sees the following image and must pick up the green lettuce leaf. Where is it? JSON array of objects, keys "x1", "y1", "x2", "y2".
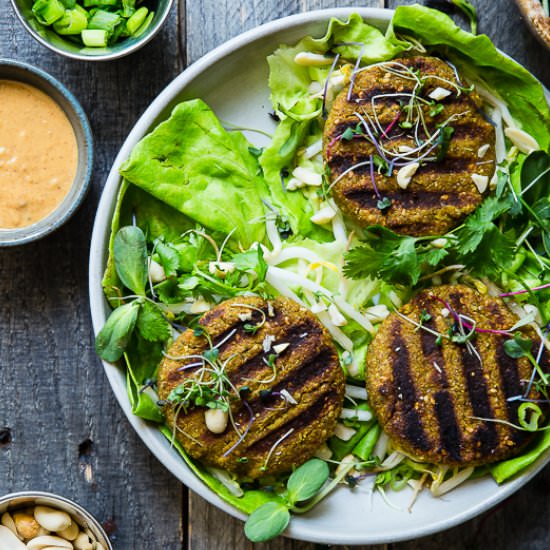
[
  {"x1": 123, "y1": 333, "x2": 164, "y2": 423},
  {"x1": 259, "y1": 118, "x2": 329, "y2": 241},
  {"x1": 101, "y1": 181, "x2": 194, "y2": 303},
  {"x1": 390, "y1": 5, "x2": 550, "y2": 150},
  {"x1": 268, "y1": 13, "x2": 403, "y2": 121},
  {"x1": 490, "y1": 427, "x2": 550, "y2": 483},
  {"x1": 120, "y1": 99, "x2": 269, "y2": 248},
  {"x1": 159, "y1": 426, "x2": 284, "y2": 514}
]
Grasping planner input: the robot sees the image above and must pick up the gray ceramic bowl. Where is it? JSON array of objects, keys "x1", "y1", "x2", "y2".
[
  {"x1": 0, "y1": 491, "x2": 113, "y2": 549},
  {"x1": 0, "y1": 59, "x2": 93, "y2": 246},
  {"x1": 10, "y1": 0, "x2": 174, "y2": 61}
]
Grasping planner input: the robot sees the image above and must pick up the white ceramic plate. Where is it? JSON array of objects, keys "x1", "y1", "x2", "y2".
[{"x1": 89, "y1": 8, "x2": 550, "y2": 544}]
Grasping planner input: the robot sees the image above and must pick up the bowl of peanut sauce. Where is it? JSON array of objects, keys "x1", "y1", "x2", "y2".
[{"x1": 0, "y1": 59, "x2": 93, "y2": 246}]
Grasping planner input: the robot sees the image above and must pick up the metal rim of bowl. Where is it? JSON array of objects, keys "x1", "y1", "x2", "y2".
[
  {"x1": 0, "y1": 57, "x2": 93, "y2": 246},
  {"x1": 0, "y1": 490, "x2": 113, "y2": 549},
  {"x1": 9, "y1": 0, "x2": 174, "y2": 61}
]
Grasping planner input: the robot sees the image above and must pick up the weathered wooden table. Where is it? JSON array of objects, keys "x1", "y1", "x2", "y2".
[{"x1": 1, "y1": 1, "x2": 549, "y2": 548}]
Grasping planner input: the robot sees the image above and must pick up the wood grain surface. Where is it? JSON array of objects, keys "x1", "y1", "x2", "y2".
[{"x1": 0, "y1": 1, "x2": 548, "y2": 549}]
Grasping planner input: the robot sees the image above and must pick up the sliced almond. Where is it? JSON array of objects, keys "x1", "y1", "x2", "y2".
[
  {"x1": 292, "y1": 166, "x2": 322, "y2": 187},
  {"x1": 294, "y1": 52, "x2": 333, "y2": 66},
  {"x1": 504, "y1": 127, "x2": 539, "y2": 154},
  {"x1": 428, "y1": 87, "x2": 452, "y2": 101},
  {"x1": 477, "y1": 143, "x2": 491, "y2": 158},
  {"x1": 396, "y1": 162, "x2": 420, "y2": 189},
  {"x1": 204, "y1": 408, "x2": 228, "y2": 434},
  {"x1": 471, "y1": 173, "x2": 489, "y2": 193},
  {"x1": 310, "y1": 206, "x2": 336, "y2": 225},
  {"x1": 272, "y1": 342, "x2": 289, "y2": 354}
]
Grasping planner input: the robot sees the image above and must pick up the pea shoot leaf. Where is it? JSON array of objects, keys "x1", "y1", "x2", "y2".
[
  {"x1": 114, "y1": 226, "x2": 148, "y2": 296},
  {"x1": 244, "y1": 502, "x2": 290, "y2": 542},
  {"x1": 95, "y1": 301, "x2": 141, "y2": 362},
  {"x1": 136, "y1": 301, "x2": 171, "y2": 342},
  {"x1": 286, "y1": 459, "x2": 329, "y2": 505},
  {"x1": 503, "y1": 333, "x2": 533, "y2": 359}
]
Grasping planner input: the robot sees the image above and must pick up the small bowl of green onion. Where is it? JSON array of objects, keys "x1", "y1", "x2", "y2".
[{"x1": 10, "y1": 0, "x2": 173, "y2": 60}]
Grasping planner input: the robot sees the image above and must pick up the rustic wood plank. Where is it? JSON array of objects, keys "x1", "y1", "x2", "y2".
[{"x1": 0, "y1": 2, "x2": 186, "y2": 548}]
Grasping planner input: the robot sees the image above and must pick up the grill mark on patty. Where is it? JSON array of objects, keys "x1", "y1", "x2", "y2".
[
  {"x1": 459, "y1": 344, "x2": 499, "y2": 456},
  {"x1": 434, "y1": 390, "x2": 463, "y2": 462},
  {"x1": 417, "y1": 303, "x2": 464, "y2": 461},
  {"x1": 246, "y1": 389, "x2": 339, "y2": 453},
  {"x1": 342, "y1": 187, "x2": 472, "y2": 210},
  {"x1": 495, "y1": 341, "x2": 527, "y2": 444},
  {"x1": 245, "y1": 347, "x2": 336, "y2": 413},
  {"x1": 390, "y1": 323, "x2": 431, "y2": 452}
]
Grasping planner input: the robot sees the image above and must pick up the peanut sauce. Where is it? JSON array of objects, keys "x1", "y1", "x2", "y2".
[{"x1": 0, "y1": 80, "x2": 78, "y2": 229}]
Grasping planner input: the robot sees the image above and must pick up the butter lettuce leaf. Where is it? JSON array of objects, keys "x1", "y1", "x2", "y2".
[
  {"x1": 268, "y1": 13, "x2": 404, "y2": 121},
  {"x1": 259, "y1": 118, "x2": 330, "y2": 241},
  {"x1": 120, "y1": 99, "x2": 268, "y2": 247},
  {"x1": 159, "y1": 426, "x2": 284, "y2": 514}
]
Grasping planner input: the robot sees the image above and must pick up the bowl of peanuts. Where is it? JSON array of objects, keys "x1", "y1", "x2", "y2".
[{"x1": 0, "y1": 491, "x2": 112, "y2": 549}]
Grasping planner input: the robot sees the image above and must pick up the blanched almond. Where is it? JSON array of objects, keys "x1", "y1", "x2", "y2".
[
  {"x1": 56, "y1": 522, "x2": 79, "y2": 541},
  {"x1": 477, "y1": 143, "x2": 490, "y2": 158},
  {"x1": 13, "y1": 512, "x2": 41, "y2": 540},
  {"x1": 0, "y1": 513, "x2": 20, "y2": 538},
  {"x1": 25, "y1": 535, "x2": 73, "y2": 550},
  {"x1": 204, "y1": 408, "x2": 228, "y2": 434},
  {"x1": 310, "y1": 206, "x2": 336, "y2": 225},
  {"x1": 0, "y1": 525, "x2": 26, "y2": 549},
  {"x1": 34, "y1": 507, "x2": 71, "y2": 533},
  {"x1": 72, "y1": 533, "x2": 93, "y2": 550}
]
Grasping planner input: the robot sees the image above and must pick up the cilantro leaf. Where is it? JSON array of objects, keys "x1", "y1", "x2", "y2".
[
  {"x1": 155, "y1": 239, "x2": 180, "y2": 278},
  {"x1": 232, "y1": 247, "x2": 268, "y2": 281},
  {"x1": 344, "y1": 226, "x2": 421, "y2": 286},
  {"x1": 455, "y1": 196, "x2": 512, "y2": 255},
  {"x1": 136, "y1": 301, "x2": 171, "y2": 342}
]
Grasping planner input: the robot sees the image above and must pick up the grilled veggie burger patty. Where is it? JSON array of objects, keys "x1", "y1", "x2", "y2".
[
  {"x1": 158, "y1": 296, "x2": 345, "y2": 479},
  {"x1": 367, "y1": 285, "x2": 548, "y2": 466},
  {"x1": 323, "y1": 56, "x2": 496, "y2": 236}
]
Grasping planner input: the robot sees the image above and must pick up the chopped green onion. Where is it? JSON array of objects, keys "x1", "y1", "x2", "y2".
[
  {"x1": 32, "y1": 0, "x2": 65, "y2": 25},
  {"x1": 132, "y1": 11, "x2": 154, "y2": 38},
  {"x1": 59, "y1": 0, "x2": 76, "y2": 8},
  {"x1": 121, "y1": 0, "x2": 136, "y2": 17},
  {"x1": 125, "y1": 6, "x2": 148, "y2": 35},
  {"x1": 53, "y1": 7, "x2": 88, "y2": 34},
  {"x1": 82, "y1": 0, "x2": 118, "y2": 6},
  {"x1": 518, "y1": 402, "x2": 543, "y2": 432},
  {"x1": 352, "y1": 423, "x2": 380, "y2": 461},
  {"x1": 81, "y1": 28, "x2": 108, "y2": 46},
  {"x1": 87, "y1": 9, "x2": 121, "y2": 33}
]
